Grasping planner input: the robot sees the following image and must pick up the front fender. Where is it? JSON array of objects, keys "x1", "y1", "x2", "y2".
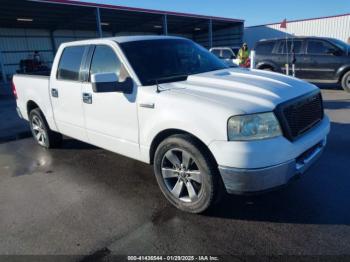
[{"x1": 137, "y1": 90, "x2": 235, "y2": 163}]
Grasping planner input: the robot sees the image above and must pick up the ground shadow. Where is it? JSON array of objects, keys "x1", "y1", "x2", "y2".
[{"x1": 60, "y1": 138, "x2": 98, "y2": 150}]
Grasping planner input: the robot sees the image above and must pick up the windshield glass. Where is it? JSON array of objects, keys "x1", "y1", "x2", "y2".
[
  {"x1": 328, "y1": 38, "x2": 350, "y2": 53},
  {"x1": 120, "y1": 39, "x2": 228, "y2": 85}
]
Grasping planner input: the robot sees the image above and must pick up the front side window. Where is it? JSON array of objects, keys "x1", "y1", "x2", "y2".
[
  {"x1": 90, "y1": 45, "x2": 121, "y2": 78},
  {"x1": 120, "y1": 39, "x2": 227, "y2": 85},
  {"x1": 57, "y1": 46, "x2": 85, "y2": 81},
  {"x1": 307, "y1": 40, "x2": 334, "y2": 54}
]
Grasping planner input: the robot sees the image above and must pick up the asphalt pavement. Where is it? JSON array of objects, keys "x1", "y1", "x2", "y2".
[{"x1": 0, "y1": 88, "x2": 349, "y2": 261}]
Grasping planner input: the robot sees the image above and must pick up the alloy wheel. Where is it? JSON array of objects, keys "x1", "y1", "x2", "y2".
[
  {"x1": 31, "y1": 115, "x2": 47, "y2": 146},
  {"x1": 161, "y1": 148, "x2": 203, "y2": 203}
]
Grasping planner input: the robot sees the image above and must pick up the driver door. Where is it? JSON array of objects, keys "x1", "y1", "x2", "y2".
[
  {"x1": 81, "y1": 44, "x2": 139, "y2": 159},
  {"x1": 302, "y1": 39, "x2": 341, "y2": 80}
]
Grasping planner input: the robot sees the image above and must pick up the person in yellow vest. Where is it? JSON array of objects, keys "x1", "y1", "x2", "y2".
[{"x1": 238, "y1": 43, "x2": 250, "y2": 67}]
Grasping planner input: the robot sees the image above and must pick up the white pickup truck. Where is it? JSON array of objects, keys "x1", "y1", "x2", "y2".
[{"x1": 13, "y1": 36, "x2": 330, "y2": 213}]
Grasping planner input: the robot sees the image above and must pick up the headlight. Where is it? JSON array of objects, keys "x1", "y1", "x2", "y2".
[{"x1": 228, "y1": 112, "x2": 282, "y2": 141}]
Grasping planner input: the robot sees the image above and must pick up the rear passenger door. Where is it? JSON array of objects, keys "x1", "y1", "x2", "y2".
[
  {"x1": 50, "y1": 45, "x2": 89, "y2": 142},
  {"x1": 275, "y1": 39, "x2": 304, "y2": 77}
]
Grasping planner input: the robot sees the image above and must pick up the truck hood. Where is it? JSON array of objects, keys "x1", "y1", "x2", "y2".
[{"x1": 162, "y1": 68, "x2": 318, "y2": 114}]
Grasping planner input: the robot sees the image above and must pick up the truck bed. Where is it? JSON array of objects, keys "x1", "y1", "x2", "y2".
[{"x1": 13, "y1": 74, "x2": 52, "y2": 123}]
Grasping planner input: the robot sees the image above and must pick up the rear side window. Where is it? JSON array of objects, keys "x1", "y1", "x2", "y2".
[
  {"x1": 255, "y1": 41, "x2": 275, "y2": 54},
  {"x1": 57, "y1": 46, "x2": 85, "y2": 81}
]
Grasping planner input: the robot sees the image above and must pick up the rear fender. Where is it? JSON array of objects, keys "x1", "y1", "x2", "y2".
[{"x1": 335, "y1": 64, "x2": 350, "y2": 82}]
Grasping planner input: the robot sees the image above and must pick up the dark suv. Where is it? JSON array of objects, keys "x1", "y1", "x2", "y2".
[{"x1": 254, "y1": 37, "x2": 350, "y2": 92}]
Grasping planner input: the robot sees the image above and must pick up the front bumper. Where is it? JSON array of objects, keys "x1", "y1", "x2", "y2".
[{"x1": 219, "y1": 138, "x2": 326, "y2": 194}]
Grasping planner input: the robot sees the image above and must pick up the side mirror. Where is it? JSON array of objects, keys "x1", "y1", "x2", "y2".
[{"x1": 91, "y1": 73, "x2": 133, "y2": 94}]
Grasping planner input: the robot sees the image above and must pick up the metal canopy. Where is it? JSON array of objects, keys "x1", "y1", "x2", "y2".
[{"x1": 0, "y1": 0, "x2": 243, "y2": 35}]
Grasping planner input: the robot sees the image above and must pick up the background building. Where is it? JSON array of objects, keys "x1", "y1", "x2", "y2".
[
  {"x1": 0, "y1": 0, "x2": 244, "y2": 84},
  {"x1": 244, "y1": 13, "x2": 350, "y2": 49}
]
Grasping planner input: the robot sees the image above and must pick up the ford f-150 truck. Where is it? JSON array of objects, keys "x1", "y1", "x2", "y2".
[{"x1": 13, "y1": 36, "x2": 330, "y2": 213}]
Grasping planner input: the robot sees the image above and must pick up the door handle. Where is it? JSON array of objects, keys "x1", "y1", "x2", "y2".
[
  {"x1": 82, "y1": 93, "x2": 92, "y2": 104},
  {"x1": 51, "y1": 88, "x2": 58, "y2": 98}
]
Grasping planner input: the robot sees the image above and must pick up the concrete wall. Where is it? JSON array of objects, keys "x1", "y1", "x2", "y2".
[{"x1": 244, "y1": 14, "x2": 350, "y2": 49}]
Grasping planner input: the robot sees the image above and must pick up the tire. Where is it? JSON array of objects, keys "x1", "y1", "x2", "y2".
[
  {"x1": 341, "y1": 71, "x2": 350, "y2": 93},
  {"x1": 261, "y1": 67, "x2": 273, "y2": 72},
  {"x1": 29, "y1": 108, "x2": 62, "y2": 148},
  {"x1": 153, "y1": 134, "x2": 221, "y2": 213}
]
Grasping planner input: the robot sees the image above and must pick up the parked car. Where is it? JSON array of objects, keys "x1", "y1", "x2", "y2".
[
  {"x1": 254, "y1": 37, "x2": 350, "y2": 92},
  {"x1": 13, "y1": 36, "x2": 330, "y2": 213},
  {"x1": 209, "y1": 46, "x2": 240, "y2": 67}
]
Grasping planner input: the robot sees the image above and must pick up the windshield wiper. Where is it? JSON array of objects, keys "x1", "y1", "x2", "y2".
[
  {"x1": 146, "y1": 74, "x2": 188, "y2": 92},
  {"x1": 154, "y1": 74, "x2": 188, "y2": 84}
]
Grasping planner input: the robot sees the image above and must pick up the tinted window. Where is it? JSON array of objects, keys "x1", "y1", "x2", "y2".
[
  {"x1": 255, "y1": 41, "x2": 275, "y2": 54},
  {"x1": 57, "y1": 46, "x2": 85, "y2": 81},
  {"x1": 307, "y1": 40, "x2": 334, "y2": 54},
  {"x1": 120, "y1": 39, "x2": 227, "y2": 85},
  {"x1": 222, "y1": 49, "x2": 234, "y2": 59},
  {"x1": 277, "y1": 40, "x2": 303, "y2": 54},
  {"x1": 90, "y1": 45, "x2": 121, "y2": 78}
]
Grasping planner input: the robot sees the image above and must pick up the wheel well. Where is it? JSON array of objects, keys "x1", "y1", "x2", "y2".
[
  {"x1": 27, "y1": 100, "x2": 39, "y2": 116},
  {"x1": 339, "y1": 68, "x2": 350, "y2": 83},
  {"x1": 258, "y1": 64, "x2": 274, "y2": 70},
  {"x1": 149, "y1": 129, "x2": 217, "y2": 166}
]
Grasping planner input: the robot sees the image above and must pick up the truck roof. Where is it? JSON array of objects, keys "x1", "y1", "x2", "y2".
[{"x1": 60, "y1": 35, "x2": 185, "y2": 47}]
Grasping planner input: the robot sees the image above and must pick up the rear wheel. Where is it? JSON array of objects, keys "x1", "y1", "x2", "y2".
[
  {"x1": 341, "y1": 71, "x2": 350, "y2": 93},
  {"x1": 29, "y1": 108, "x2": 62, "y2": 148},
  {"x1": 153, "y1": 134, "x2": 221, "y2": 213}
]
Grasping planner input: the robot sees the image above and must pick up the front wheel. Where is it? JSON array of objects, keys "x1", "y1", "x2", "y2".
[
  {"x1": 153, "y1": 134, "x2": 221, "y2": 213},
  {"x1": 341, "y1": 71, "x2": 350, "y2": 93},
  {"x1": 29, "y1": 108, "x2": 62, "y2": 148}
]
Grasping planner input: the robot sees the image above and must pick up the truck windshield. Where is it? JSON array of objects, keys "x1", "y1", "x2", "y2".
[{"x1": 120, "y1": 39, "x2": 228, "y2": 85}]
